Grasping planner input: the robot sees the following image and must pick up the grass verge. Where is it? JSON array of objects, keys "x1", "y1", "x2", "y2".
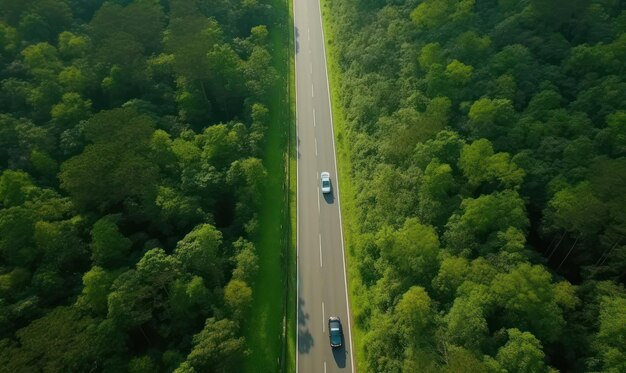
[
  {"x1": 241, "y1": 0, "x2": 296, "y2": 370},
  {"x1": 319, "y1": 0, "x2": 366, "y2": 370}
]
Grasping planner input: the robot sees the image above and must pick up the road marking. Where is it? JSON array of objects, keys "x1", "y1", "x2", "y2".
[
  {"x1": 313, "y1": 109, "x2": 316, "y2": 127},
  {"x1": 319, "y1": 233, "x2": 323, "y2": 267},
  {"x1": 311, "y1": 85, "x2": 314, "y2": 97},
  {"x1": 324, "y1": 361, "x2": 327, "y2": 373},
  {"x1": 322, "y1": 301, "x2": 325, "y2": 332},
  {"x1": 315, "y1": 138, "x2": 318, "y2": 156}
]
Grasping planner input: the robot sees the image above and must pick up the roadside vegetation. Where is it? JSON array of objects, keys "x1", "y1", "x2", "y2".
[
  {"x1": 0, "y1": 0, "x2": 288, "y2": 371},
  {"x1": 321, "y1": 0, "x2": 626, "y2": 371},
  {"x1": 242, "y1": 0, "x2": 295, "y2": 369}
]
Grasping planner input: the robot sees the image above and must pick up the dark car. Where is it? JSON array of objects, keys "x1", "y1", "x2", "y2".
[{"x1": 328, "y1": 316, "x2": 343, "y2": 348}]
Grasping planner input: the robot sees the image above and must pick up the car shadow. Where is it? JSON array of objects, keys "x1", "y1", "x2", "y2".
[
  {"x1": 323, "y1": 190, "x2": 334, "y2": 204},
  {"x1": 295, "y1": 27, "x2": 300, "y2": 54},
  {"x1": 331, "y1": 345, "x2": 347, "y2": 368}
]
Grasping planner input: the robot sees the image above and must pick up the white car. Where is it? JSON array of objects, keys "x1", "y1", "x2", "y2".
[{"x1": 320, "y1": 172, "x2": 331, "y2": 194}]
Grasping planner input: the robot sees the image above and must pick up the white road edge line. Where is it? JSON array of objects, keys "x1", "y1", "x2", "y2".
[
  {"x1": 293, "y1": 3, "x2": 299, "y2": 373},
  {"x1": 318, "y1": 1, "x2": 356, "y2": 372},
  {"x1": 319, "y1": 233, "x2": 323, "y2": 267}
]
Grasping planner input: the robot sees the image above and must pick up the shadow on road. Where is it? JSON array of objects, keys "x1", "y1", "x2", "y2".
[
  {"x1": 298, "y1": 297, "x2": 308, "y2": 325},
  {"x1": 323, "y1": 190, "x2": 334, "y2": 204},
  {"x1": 331, "y1": 346, "x2": 347, "y2": 368},
  {"x1": 295, "y1": 27, "x2": 300, "y2": 54},
  {"x1": 298, "y1": 297, "x2": 314, "y2": 353}
]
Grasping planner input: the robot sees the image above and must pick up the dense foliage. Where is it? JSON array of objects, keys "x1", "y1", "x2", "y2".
[
  {"x1": 324, "y1": 0, "x2": 626, "y2": 371},
  {"x1": 0, "y1": 0, "x2": 279, "y2": 371}
]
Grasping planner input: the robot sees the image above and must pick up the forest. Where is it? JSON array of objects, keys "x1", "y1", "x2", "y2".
[
  {"x1": 323, "y1": 0, "x2": 626, "y2": 371},
  {"x1": 0, "y1": 0, "x2": 282, "y2": 371}
]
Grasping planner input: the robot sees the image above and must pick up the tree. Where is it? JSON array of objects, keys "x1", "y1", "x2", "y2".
[
  {"x1": 467, "y1": 98, "x2": 516, "y2": 140},
  {"x1": 108, "y1": 249, "x2": 181, "y2": 330},
  {"x1": 155, "y1": 186, "x2": 205, "y2": 231},
  {"x1": 128, "y1": 356, "x2": 158, "y2": 373},
  {"x1": 0, "y1": 306, "x2": 123, "y2": 372},
  {"x1": 149, "y1": 130, "x2": 176, "y2": 172},
  {"x1": 543, "y1": 181, "x2": 608, "y2": 239},
  {"x1": 490, "y1": 263, "x2": 565, "y2": 343},
  {"x1": 226, "y1": 157, "x2": 267, "y2": 226},
  {"x1": 363, "y1": 314, "x2": 404, "y2": 373},
  {"x1": 414, "y1": 130, "x2": 466, "y2": 170},
  {"x1": 394, "y1": 286, "x2": 433, "y2": 344},
  {"x1": 107, "y1": 269, "x2": 154, "y2": 330},
  {"x1": 445, "y1": 285, "x2": 490, "y2": 352},
  {"x1": 410, "y1": 0, "x2": 453, "y2": 30},
  {"x1": 20, "y1": 42, "x2": 63, "y2": 81},
  {"x1": 231, "y1": 238, "x2": 258, "y2": 282},
  {"x1": 593, "y1": 295, "x2": 626, "y2": 373},
  {"x1": 77, "y1": 266, "x2": 119, "y2": 316},
  {"x1": 379, "y1": 107, "x2": 447, "y2": 164},
  {"x1": 0, "y1": 207, "x2": 37, "y2": 266},
  {"x1": 169, "y1": 275, "x2": 211, "y2": 329},
  {"x1": 34, "y1": 219, "x2": 86, "y2": 272},
  {"x1": 0, "y1": 22, "x2": 18, "y2": 63},
  {"x1": 441, "y1": 345, "x2": 488, "y2": 373},
  {"x1": 487, "y1": 328, "x2": 551, "y2": 373},
  {"x1": 15, "y1": 0, "x2": 72, "y2": 43},
  {"x1": 446, "y1": 59, "x2": 473, "y2": 86},
  {"x1": 595, "y1": 111, "x2": 626, "y2": 157},
  {"x1": 175, "y1": 224, "x2": 224, "y2": 287},
  {"x1": 418, "y1": 159, "x2": 458, "y2": 227},
  {"x1": 224, "y1": 279, "x2": 252, "y2": 321},
  {"x1": 184, "y1": 317, "x2": 245, "y2": 372},
  {"x1": 58, "y1": 31, "x2": 89, "y2": 59},
  {"x1": 243, "y1": 45, "x2": 277, "y2": 100},
  {"x1": 59, "y1": 108, "x2": 158, "y2": 212},
  {"x1": 0, "y1": 170, "x2": 36, "y2": 207},
  {"x1": 431, "y1": 255, "x2": 469, "y2": 304},
  {"x1": 377, "y1": 218, "x2": 440, "y2": 287},
  {"x1": 450, "y1": 31, "x2": 490, "y2": 64},
  {"x1": 89, "y1": 1, "x2": 164, "y2": 53},
  {"x1": 530, "y1": 0, "x2": 590, "y2": 27},
  {"x1": 444, "y1": 190, "x2": 528, "y2": 256},
  {"x1": 200, "y1": 124, "x2": 242, "y2": 169},
  {"x1": 0, "y1": 267, "x2": 30, "y2": 300},
  {"x1": 90, "y1": 217, "x2": 131, "y2": 267},
  {"x1": 50, "y1": 92, "x2": 92, "y2": 130},
  {"x1": 458, "y1": 138, "x2": 525, "y2": 191},
  {"x1": 418, "y1": 42, "x2": 444, "y2": 69}
]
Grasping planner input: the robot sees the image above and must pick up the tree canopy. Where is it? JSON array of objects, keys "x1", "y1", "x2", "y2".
[
  {"x1": 324, "y1": 0, "x2": 626, "y2": 370},
  {"x1": 0, "y1": 0, "x2": 276, "y2": 370}
]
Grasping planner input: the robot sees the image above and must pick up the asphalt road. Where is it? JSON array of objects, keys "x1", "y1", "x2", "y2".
[{"x1": 294, "y1": 0, "x2": 355, "y2": 372}]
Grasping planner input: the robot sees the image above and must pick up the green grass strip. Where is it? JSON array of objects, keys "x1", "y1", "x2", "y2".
[{"x1": 241, "y1": 0, "x2": 296, "y2": 369}]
